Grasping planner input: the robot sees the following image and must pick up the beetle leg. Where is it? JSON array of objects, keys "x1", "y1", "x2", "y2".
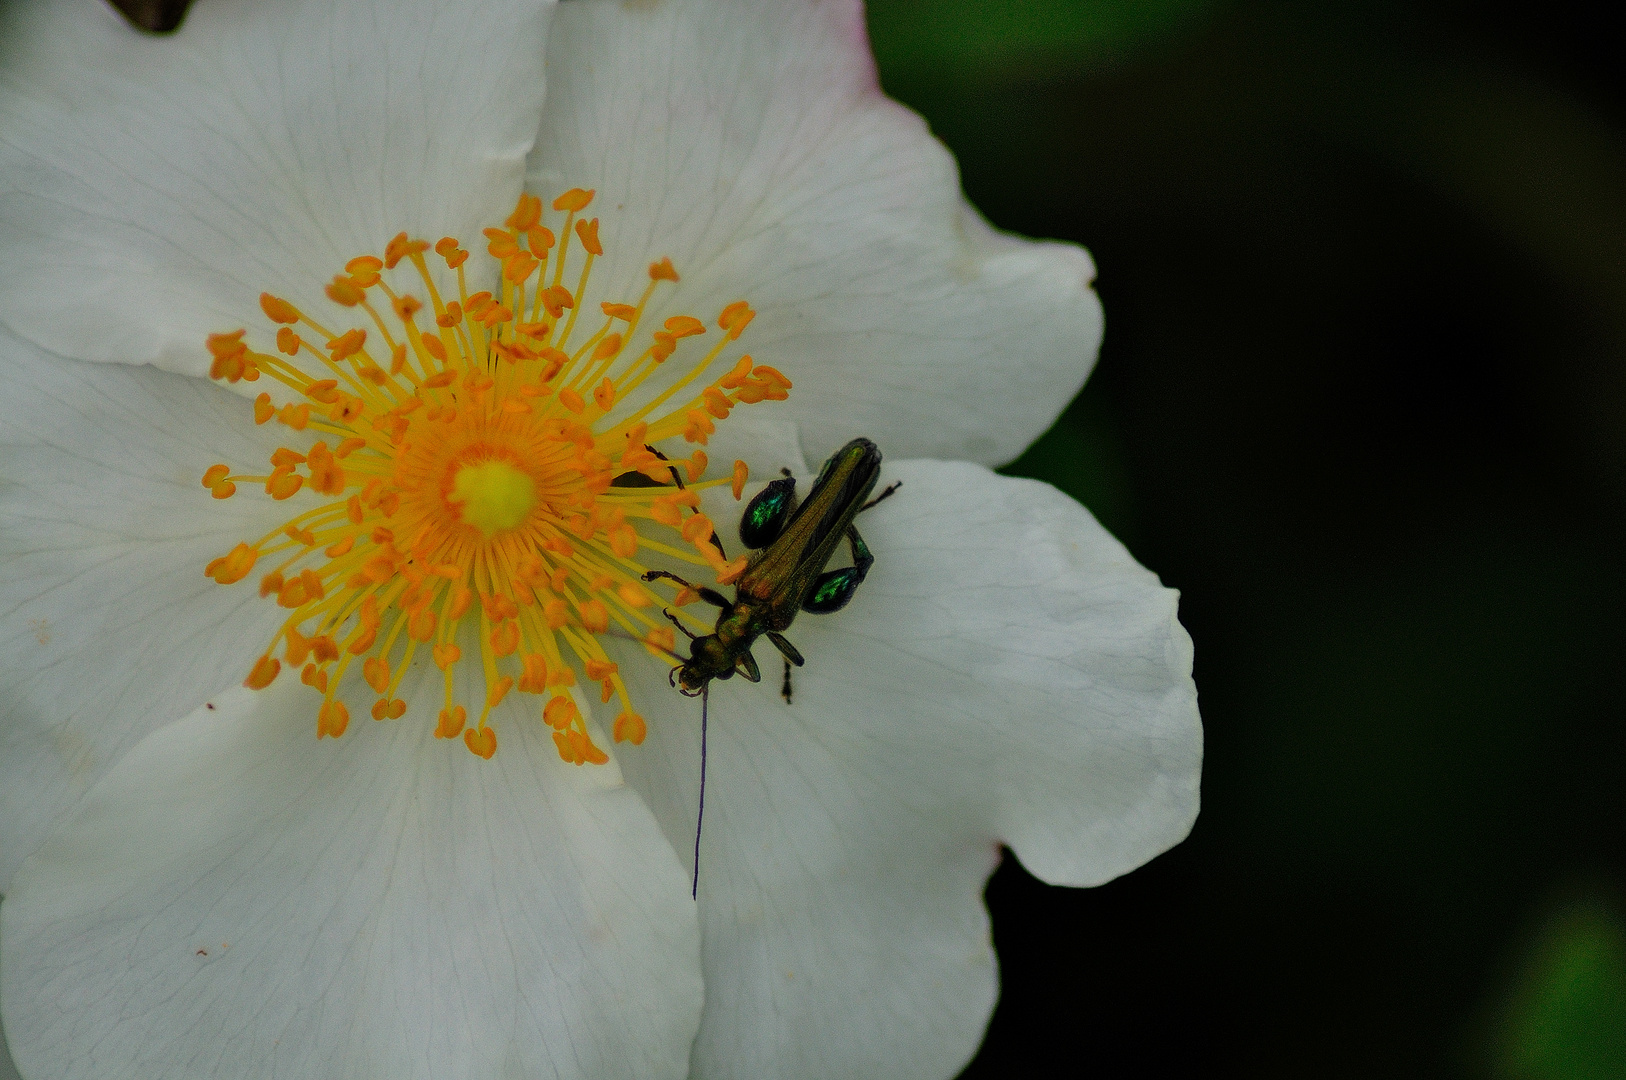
[
  {"x1": 846, "y1": 524, "x2": 875, "y2": 578},
  {"x1": 766, "y1": 631, "x2": 804, "y2": 667},
  {"x1": 801, "y1": 525, "x2": 875, "y2": 615},
  {"x1": 642, "y1": 570, "x2": 732, "y2": 610},
  {"x1": 861, "y1": 480, "x2": 900, "y2": 512},
  {"x1": 781, "y1": 659, "x2": 794, "y2": 703},
  {"x1": 647, "y1": 445, "x2": 729, "y2": 560},
  {"x1": 662, "y1": 608, "x2": 698, "y2": 641}
]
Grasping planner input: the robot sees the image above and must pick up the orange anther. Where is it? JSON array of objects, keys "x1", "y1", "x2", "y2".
[
  {"x1": 703, "y1": 386, "x2": 732, "y2": 419},
  {"x1": 254, "y1": 393, "x2": 275, "y2": 424},
  {"x1": 527, "y1": 225, "x2": 554, "y2": 253},
  {"x1": 685, "y1": 450, "x2": 707, "y2": 482},
  {"x1": 276, "y1": 327, "x2": 300, "y2": 356},
  {"x1": 244, "y1": 654, "x2": 281, "y2": 690},
  {"x1": 311, "y1": 635, "x2": 340, "y2": 663},
  {"x1": 731, "y1": 460, "x2": 749, "y2": 499},
  {"x1": 558, "y1": 387, "x2": 585, "y2": 415},
  {"x1": 503, "y1": 253, "x2": 538, "y2": 283},
  {"x1": 543, "y1": 695, "x2": 578, "y2": 731},
  {"x1": 202, "y1": 464, "x2": 230, "y2": 488},
  {"x1": 384, "y1": 232, "x2": 429, "y2": 269},
  {"x1": 575, "y1": 218, "x2": 602, "y2": 256},
  {"x1": 371, "y1": 697, "x2": 406, "y2": 721},
  {"x1": 259, "y1": 572, "x2": 285, "y2": 599},
  {"x1": 552, "y1": 188, "x2": 594, "y2": 212},
  {"x1": 281, "y1": 626, "x2": 310, "y2": 665},
  {"x1": 607, "y1": 522, "x2": 638, "y2": 559},
  {"x1": 682, "y1": 513, "x2": 715, "y2": 546},
  {"x1": 490, "y1": 619, "x2": 519, "y2": 657},
  {"x1": 484, "y1": 226, "x2": 519, "y2": 252},
  {"x1": 363, "y1": 656, "x2": 390, "y2": 694},
  {"x1": 278, "y1": 403, "x2": 311, "y2": 430},
  {"x1": 421, "y1": 335, "x2": 448, "y2": 363},
  {"x1": 645, "y1": 626, "x2": 676, "y2": 653},
  {"x1": 324, "y1": 536, "x2": 354, "y2": 557},
  {"x1": 684, "y1": 408, "x2": 715, "y2": 444},
  {"x1": 613, "y1": 711, "x2": 647, "y2": 745},
  {"x1": 577, "y1": 598, "x2": 610, "y2": 633},
  {"x1": 601, "y1": 302, "x2": 637, "y2": 322},
  {"x1": 326, "y1": 275, "x2": 364, "y2": 306},
  {"x1": 304, "y1": 378, "x2": 340, "y2": 403},
  {"x1": 207, "y1": 329, "x2": 247, "y2": 357},
  {"x1": 664, "y1": 315, "x2": 705, "y2": 338},
  {"x1": 752, "y1": 364, "x2": 792, "y2": 389},
  {"x1": 464, "y1": 725, "x2": 497, "y2": 759},
  {"x1": 539, "y1": 285, "x2": 574, "y2": 318},
  {"x1": 346, "y1": 255, "x2": 383, "y2": 276},
  {"x1": 478, "y1": 304, "x2": 511, "y2": 327},
  {"x1": 276, "y1": 578, "x2": 307, "y2": 609},
  {"x1": 392, "y1": 294, "x2": 422, "y2": 321},
  {"x1": 328, "y1": 329, "x2": 366, "y2": 363},
  {"x1": 585, "y1": 659, "x2": 618, "y2": 680},
  {"x1": 449, "y1": 585, "x2": 474, "y2": 619},
  {"x1": 433, "y1": 643, "x2": 462, "y2": 670},
  {"x1": 591, "y1": 334, "x2": 622, "y2": 362},
  {"x1": 434, "y1": 705, "x2": 467, "y2": 739},
  {"x1": 649, "y1": 332, "x2": 676, "y2": 363},
  {"x1": 434, "y1": 237, "x2": 459, "y2": 257},
  {"x1": 486, "y1": 676, "x2": 515, "y2": 708},
  {"x1": 715, "y1": 554, "x2": 750, "y2": 585},
  {"x1": 260, "y1": 294, "x2": 300, "y2": 324},
  {"x1": 719, "y1": 300, "x2": 755, "y2": 339},
  {"x1": 317, "y1": 700, "x2": 349, "y2": 739},
  {"x1": 649, "y1": 257, "x2": 679, "y2": 282},
  {"x1": 267, "y1": 471, "x2": 303, "y2": 500},
  {"x1": 408, "y1": 606, "x2": 437, "y2": 642},
  {"x1": 719, "y1": 355, "x2": 753, "y2": 388},
  {"x1": 507, "y1": 192, "x2": 542, "y2": 231},
  {"x1": 618, "y1": 582, "x2": 652, "y2": 608},
  {"x1": 298, "y1": 568, "x2": 325, "y2": 601}
]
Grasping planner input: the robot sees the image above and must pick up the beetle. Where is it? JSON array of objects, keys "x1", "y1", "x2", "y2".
[
  {"x1": 633, "y1": 436, "x2": 898, "y2": 894},
  {"x1": 642, "y1": 436, "x2": 897, "y2": 701}
]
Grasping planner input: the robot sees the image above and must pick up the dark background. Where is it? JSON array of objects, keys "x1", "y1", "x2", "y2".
[
  {"x1": 862, "y1": 1, "x2": 1626, "y2": 1077},
  {"x1": 96, "y1": 0, "x2": 1626, "y2": 1077}
]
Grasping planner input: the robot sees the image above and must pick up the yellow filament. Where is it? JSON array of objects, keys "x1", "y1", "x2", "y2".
[{"x1": 204, "y1": 189, "x2": 791, "y2": 762}]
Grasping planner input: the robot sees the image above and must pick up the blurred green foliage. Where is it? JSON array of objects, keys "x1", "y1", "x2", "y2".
[
  {"x1": 867, "y1": 0, "x2": 1214, "y2": 83},
  {"x1": 1493, "y1": 896, "x2": 1626, "y2": 1080},
  {"x1": 866, "y1": 1, "x2": 1626, "y2": 1077}
]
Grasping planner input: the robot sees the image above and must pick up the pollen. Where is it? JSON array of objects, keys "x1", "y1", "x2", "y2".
[{"x1": 203, "y1": 190, "x2": 792, "y2": 762}]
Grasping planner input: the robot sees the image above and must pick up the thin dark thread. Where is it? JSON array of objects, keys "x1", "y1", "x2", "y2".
[{"x1": 692, "y1": 686, "x2": 709, "y2": 900}]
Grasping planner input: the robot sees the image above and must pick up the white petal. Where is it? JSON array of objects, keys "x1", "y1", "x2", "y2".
[
  {"x1": 1, "y1": 679, "x2": 702, "y2": 1080},
  {"x1": 610, "y1": 459, "x2": 1201, "y2": 1079},
  {"x1": 0, "y1": 0, "x2": 552, "y2": 375},
  {"x1": 529, "y1": 0, "x2": 1100, "y2": 468},
  {"x1": 0, "y1": 330, "x2": 307, "y2": 894}
]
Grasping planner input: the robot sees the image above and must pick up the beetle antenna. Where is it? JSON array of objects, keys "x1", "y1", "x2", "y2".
[
  {"x1": 693, "y1": 685, "x2": 709, "y2": 900},
  {"x1": 596, "y1": 623, "x2": 688, "y2": 665}
]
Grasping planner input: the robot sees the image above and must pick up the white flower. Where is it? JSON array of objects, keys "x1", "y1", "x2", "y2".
[{"x1": 0, "y1": 0, "x2": 1202, "y2": 1078}]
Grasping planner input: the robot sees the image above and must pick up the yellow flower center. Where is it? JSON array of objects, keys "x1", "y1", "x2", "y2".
[
  {"x1": 450, "y1": 457, "x2": 537, "y2": 537},
  {"x1": 202, "y1": 188, "x2": 789, "y2": 763}
]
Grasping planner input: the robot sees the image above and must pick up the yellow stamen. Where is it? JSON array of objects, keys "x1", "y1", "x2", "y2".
[{"x1": 203, "y1": 190, "x2": 789, "y2": 763}]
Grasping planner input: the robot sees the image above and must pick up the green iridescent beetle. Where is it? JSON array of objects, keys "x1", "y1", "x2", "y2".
[
  {"x1": 643, "y1": 436, "x2": 899, "y2": 704},
  {"x1": 635, "y1": 437, "x2": 897, "y2": 893}
]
